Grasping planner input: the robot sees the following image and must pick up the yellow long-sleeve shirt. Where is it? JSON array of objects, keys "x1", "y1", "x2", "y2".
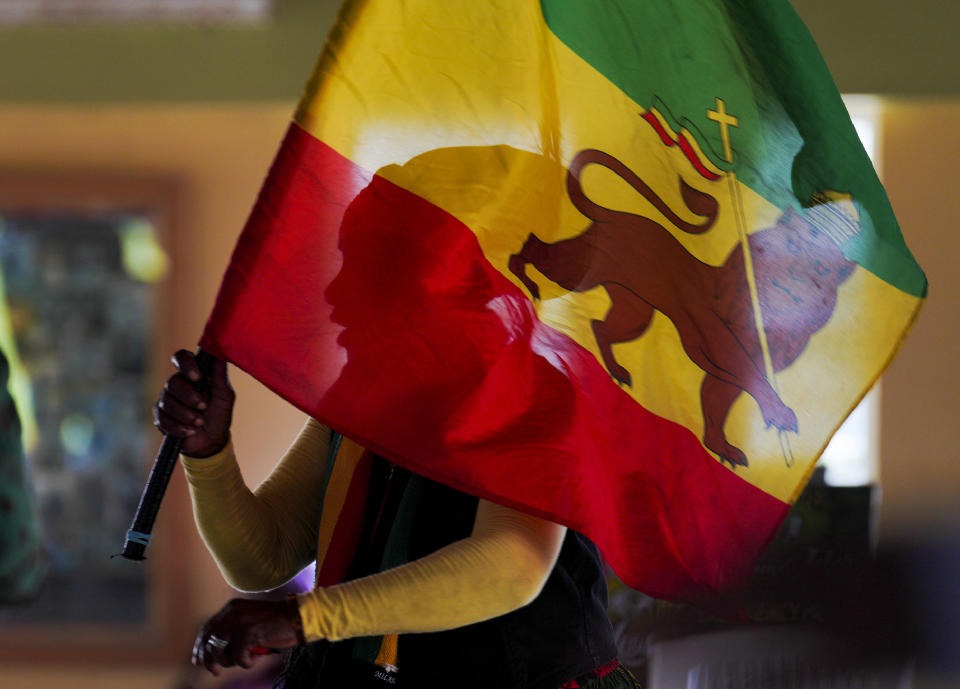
[{"x1": 181, "y1": 418, "x2": 566, "y2": 642}]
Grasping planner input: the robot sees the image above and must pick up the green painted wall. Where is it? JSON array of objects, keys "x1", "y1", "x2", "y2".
[
  {"x1": 792, "y1": 0, "x2": 960, "y2": 96},
  {"x1": 0, "y1": 0, "x2": 339, "y2": 102},
  {"x1": 0, "y1": 0, "x2": 957, "y2": 103}
]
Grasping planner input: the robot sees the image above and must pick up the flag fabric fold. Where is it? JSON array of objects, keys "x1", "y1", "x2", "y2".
[{"x1": 201, "y1": 0, "x2": 925, "y2": 604}]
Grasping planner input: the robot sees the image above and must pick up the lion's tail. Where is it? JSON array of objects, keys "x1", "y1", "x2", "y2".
[{"x1": 566, "y1": 149, "x2": 718, "y2": 234}]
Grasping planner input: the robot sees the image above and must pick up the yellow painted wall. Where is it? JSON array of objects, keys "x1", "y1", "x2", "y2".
[
  {"x1": 0, "y1": 104, "x2": 307, "y2": 689},
  {"x1": 877, "y1": 101, "x2": 960, "y2": 541}
]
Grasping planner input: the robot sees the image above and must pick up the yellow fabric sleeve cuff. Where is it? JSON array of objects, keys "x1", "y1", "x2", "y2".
[{"x1": 180, "y1": 439, "x2": 240, "y2": 482}]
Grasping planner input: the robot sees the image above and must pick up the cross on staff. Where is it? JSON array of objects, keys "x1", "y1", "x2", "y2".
[
  {"x1": 707, "y1": 97, "x2": 738, "y2": 164},
  {"x1": 707, "y1": 97, "x2": 795, "y2": 467}
]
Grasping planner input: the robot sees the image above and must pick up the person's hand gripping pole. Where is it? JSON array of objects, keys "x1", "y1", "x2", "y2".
[{"x1": 119, "y1": 348, "x2": 228, "y2": 560}]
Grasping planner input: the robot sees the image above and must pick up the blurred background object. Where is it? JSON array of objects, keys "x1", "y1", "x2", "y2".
[
  {"x1": 0, "y1": 339, "x2": 46, "y2": 603},
  {"x1": 614, "y1": 469, "x2": 960, "y2": 688},
  {"x1": 0, "y1": 0, "x2": 271, "y2": 25},
  {"x1": 0, "y1": 210, "x2": 159, "y2": 624}
]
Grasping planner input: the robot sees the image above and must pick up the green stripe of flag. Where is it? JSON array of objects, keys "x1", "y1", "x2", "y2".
[{"x1": 540, "y1": 0, "x2": 926, "y2": 297}]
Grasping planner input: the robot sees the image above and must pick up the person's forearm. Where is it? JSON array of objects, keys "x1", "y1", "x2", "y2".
[
  {"x1": 296, "y1": 500, "x2": 566, "y2": 640},
  {"x1": 182, "y1": 419, "x2": 330, "y2": 592},
  {"x1": 182, "y1": 442, "x2": 295, "y2": 591}
]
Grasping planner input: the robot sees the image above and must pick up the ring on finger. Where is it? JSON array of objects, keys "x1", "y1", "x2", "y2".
[{"x1": 207, "y1": 635, "x2": 230, "y2": 651}]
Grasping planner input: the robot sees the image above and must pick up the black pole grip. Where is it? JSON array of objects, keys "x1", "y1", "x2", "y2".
[{"x1": 119, "y1": 349, "x2": 216, "y2": 561}]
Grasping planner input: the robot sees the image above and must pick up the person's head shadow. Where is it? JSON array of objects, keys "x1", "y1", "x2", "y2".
[{"x1": 320, "y1": 144, "x2": 577, "y2": 480}]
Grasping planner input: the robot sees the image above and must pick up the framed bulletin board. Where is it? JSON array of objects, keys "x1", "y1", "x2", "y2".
[{"x1": 0, "y1": 174, "x2": 192, "y2": 663}]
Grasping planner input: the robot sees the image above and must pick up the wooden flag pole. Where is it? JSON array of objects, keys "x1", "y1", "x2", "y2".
[{"x1": 709, "y1": 98, "x2": 794, "y2": 467}]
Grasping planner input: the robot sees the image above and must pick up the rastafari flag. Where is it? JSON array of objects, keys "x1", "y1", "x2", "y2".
[{"x1": 200, "y1": 0, "x2": 925, "y2": 603}]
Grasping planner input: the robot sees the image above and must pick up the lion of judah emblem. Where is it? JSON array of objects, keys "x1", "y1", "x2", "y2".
[{"x1": 508, "y1": 149, "x2": 857, "y2": 468}]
